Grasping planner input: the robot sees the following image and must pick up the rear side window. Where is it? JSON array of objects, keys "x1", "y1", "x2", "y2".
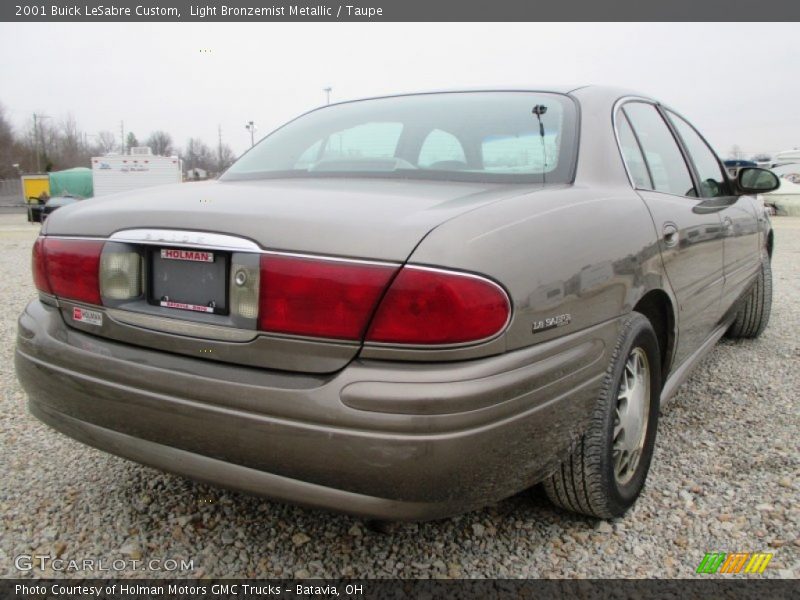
[
  {"x1": 616, "y1": 111, "x2": 652, "y2": 189},
  {"x1": 319, "y1": 122, "x2": 403, "y2": 161},
  {"x1": 667, "y1": 112, "x2": 730, "y2": 198},
  {"x1": 623, "y1": 102, "x2": 696, "y2": 197}
]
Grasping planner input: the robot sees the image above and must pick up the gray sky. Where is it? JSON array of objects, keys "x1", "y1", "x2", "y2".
[{"x1": 1, "y1": 22, "x2": 798, "y2": 158}]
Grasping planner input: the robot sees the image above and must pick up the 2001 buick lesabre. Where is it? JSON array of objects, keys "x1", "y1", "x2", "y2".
[{"x1": 16, "y1": 86, "x2": 778, "y2": 520}]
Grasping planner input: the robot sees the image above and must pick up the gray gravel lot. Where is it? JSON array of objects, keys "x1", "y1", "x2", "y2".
[{"x1": 1, "y1": 213, "x2": 798, "y2": 579}]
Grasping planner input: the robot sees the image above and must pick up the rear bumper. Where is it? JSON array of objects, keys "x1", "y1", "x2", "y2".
[{"x1": 16, "y1": 299, "x2": 617, "y2": 520}]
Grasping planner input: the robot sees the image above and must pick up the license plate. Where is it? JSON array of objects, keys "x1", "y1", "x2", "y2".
[{"x1": 150, "y1": 247, "x2": 228, "y2": 314}]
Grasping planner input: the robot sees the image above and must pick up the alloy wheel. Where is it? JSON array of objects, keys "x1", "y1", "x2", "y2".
[{"x1": 612, "y1": 347, "x2": 651, "y2": 485}]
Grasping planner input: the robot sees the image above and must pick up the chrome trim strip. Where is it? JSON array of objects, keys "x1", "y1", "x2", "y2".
[
  {"x1": 106, "y1": 309, "x2": 258, "y2": 342},
  {"x1": 44, "y1": 236, "x2": 109, "y2": 242},
  {"x1": 260, "y1": 250, "x2": 400, "y2": 267},
  {"x1": 611, "y1": 95, "x2": 657, "y2": 190},
  {"x1": 109, "y1": 229, "x2": 262, "y2": 252}
]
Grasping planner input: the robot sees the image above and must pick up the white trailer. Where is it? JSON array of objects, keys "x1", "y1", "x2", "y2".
[{"x1": 91, "y1": 147, "x2": 182, "y2": 197}]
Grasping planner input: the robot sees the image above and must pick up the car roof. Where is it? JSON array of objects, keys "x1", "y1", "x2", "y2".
[{"x1": 325, "y1": 85, "x2": 655, "y2": 108}]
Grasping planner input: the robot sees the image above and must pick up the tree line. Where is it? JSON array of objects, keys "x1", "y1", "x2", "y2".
[{"x1": 0, "y1": 103, "x2": 237, "y2": 180}]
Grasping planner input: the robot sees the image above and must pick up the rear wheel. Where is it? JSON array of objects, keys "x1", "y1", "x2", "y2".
[
  {"x1": 726, "y1": 254, "x2": 772, "y2": 339},
  {"x1": 544, "y1": 312, "x2": 661, "y2": 519}
]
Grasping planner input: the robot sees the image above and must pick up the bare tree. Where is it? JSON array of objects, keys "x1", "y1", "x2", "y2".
[
  {"x1": 0, "y1": 104, "x2": 16, "y2": 178},
  {"x1": 146, "y1": 130, "x2": 173, "y2": 156},
  {"x1": 58, "y1": 114, "x2": 82, "y2": 167},
  {"x1": 11, "y1": 115, "x2": 38, "y2": 173},
  {"x1": 37, "y1": 119, "x2": 61, "y2": 171},
  {"x1": 183, "y1": 137, "x2": 215, "y2": 174},
  {"x1": 96, "y1": 131, "x2": 117, "y2": 155},
  {"x1": 217, "y1": 143, "x2": 236, "y2": 173}
]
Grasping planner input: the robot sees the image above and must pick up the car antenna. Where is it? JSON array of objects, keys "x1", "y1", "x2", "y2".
[{"x1": 532, "y1": 104, "x2": 548, "y2": 184}]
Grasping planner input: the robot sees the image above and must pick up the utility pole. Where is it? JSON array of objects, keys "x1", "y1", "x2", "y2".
[
  {"x1": 245, "y1": 121, "x2": 256, "y2": 148},
  {"x1": 323, "y1": 86, "x2": 332, "y2": 105},
  {"x1": 120, "y1": 120, "x2": 125, "y2": 155},
  {"x1": 33, "y1": 113, "x2": 40, "y2": 172}
]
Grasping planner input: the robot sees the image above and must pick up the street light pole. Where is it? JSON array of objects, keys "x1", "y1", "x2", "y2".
[
  {"x1": 323, "y1": 87, "x2": 332, "y2": 105},
  {"x1": 245, "y1": 121, "x2": 256, "y2": 148}
]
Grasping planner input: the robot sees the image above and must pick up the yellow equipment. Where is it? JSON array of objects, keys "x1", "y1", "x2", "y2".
[{"x1": 21, "y1": 174, "x2": 50, "y2": 203}]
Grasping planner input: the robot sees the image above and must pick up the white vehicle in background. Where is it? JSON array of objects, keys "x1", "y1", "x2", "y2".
[
  {"x1": 92, "y1": 147, "x2": 182, "y2": 197},
  {"x1": 773, "y1": 148, "x2": 800, "y2": 166}
]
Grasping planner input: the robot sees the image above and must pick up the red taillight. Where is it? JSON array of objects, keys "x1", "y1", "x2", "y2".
[
  {"x1": 366, "y1": 267, "x2": 511, "y2": 345},
  {"x1": 39, "y1": 238, "x2": 104, "y2": 305},
  {"x1": 32, "y1": 237, "x2": 51, "y2": 294},
  {"x1": 32, "y1": 235, "x2": 511, "y2": 347},
  {"x1": 258, "y1": 255, "x2": 397, "y2": 340}
]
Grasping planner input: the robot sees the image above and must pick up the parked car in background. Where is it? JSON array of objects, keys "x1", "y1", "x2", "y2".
[
  {"x1": 771, "y1": 162, "x2": 800, "y2": 184},
  {"x1": 27, "y1": 194, "x2": 84, "y2": 224},
  {"x1": 723, "y1": 159, "x2": 757, "y2": 180},
  {"x1": 773, "y1": 149, "x2": 800, "y2": 165},
  {"x1": 16, "y1": 86, "x2": 779, "y2": 521}
]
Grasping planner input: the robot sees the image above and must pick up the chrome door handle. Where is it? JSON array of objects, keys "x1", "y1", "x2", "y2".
[{"x1": 663, "y1": 223, "x2": 679, "y2": 248}]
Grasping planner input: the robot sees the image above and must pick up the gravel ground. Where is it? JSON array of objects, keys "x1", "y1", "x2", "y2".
[{"x1": 1, "y1": 213, "x2": 798, "y2": 579}]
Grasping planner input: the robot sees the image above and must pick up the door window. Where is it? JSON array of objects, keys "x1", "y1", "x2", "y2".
[
  {"x1": 623, "y1": 103, "x2": 696, "y2": 197},
  {"x1": 667, "y1": 112, "x2": 730, "y2": 198}
]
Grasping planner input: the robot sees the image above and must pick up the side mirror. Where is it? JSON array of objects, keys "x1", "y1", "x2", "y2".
[{"x1": 738, "y1": 167, "x2": 780, "y2": 194}]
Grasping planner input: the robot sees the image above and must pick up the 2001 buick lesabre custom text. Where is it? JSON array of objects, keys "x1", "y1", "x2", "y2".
[{"x1": 16, "y1": 87, "x2": 778, "y2": 520}]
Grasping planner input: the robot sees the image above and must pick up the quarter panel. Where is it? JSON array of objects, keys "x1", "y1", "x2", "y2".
[{"x1": 405, "y1": 185, "x2": 664, "y2": 355}]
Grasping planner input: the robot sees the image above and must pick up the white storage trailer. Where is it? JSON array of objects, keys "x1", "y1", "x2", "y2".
[{"x1": 91, "y1": 148, "x2": 182, "y2": 197}]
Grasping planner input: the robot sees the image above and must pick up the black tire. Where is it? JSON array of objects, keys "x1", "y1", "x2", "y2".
[
  {"x1": 544, "y1": 312, "x2": 661, "y2": 519},
  {"x1": 726, "y1": 255, "x2": 772, "y2": 339}
]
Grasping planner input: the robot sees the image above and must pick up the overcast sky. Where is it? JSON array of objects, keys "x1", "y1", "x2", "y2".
[{"x1": 1, "y1": 22, "x2": 798, "y2": 158}]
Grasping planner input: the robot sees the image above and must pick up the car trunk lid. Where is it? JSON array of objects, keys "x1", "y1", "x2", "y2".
[
  {"x1": 45, "y1": 178, "x2": 538, "y2": 261},
  {"x1": 43, "y1": 178, "x2": 545, "y2": 373}
]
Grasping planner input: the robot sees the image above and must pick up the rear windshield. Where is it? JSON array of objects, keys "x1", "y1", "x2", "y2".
[{"x1": 222, "y1": 92, "x2": 577, "y2": 184}]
